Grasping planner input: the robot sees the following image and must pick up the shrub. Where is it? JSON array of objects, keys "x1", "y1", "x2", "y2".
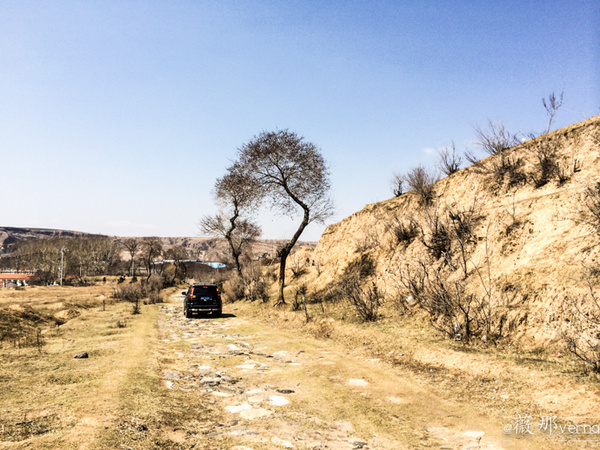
[
  {"x1": 339, "y1": 278, "x2": 382, "y2": 322},
  {"x1": 223, "y1": 273, "x2": 245, "y2": 303},
  {"x1": 403, "y1": 165, "x2": 438, "y2": 206},
  {"x1": 418, "y1": 209, "x2": 452, "y2": 261},
  {"x1": 473, "y1": 120, "x2": 519, "y2": 156},
  {"x1": 112, "y1": 282, "x2": 145, "y2": 314},
  {"x1": 388, "y1": 217, "x2": 419, "y2": 246},
  {"x1": 578, "y1": 182, "x2": 600, "y2": 234},
  {"x1": 559, "y1": 268, "x2": 600, "y2": 373},
  {"x1": 390, "y1": 173, "x2": 404, "y2": 197},
  {"x1": 530, "y1": 139, "x2": 561, "y2": 188},
  {"x1": 438, "y1": 143, "x2": 462, "y2": 176},
  {"x1": 399, "y1": 262, "x2": 491, "y2": 342}
]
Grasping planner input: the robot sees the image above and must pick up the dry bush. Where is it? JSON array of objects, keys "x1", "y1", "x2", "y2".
[
  {"x1": 578, "y1": 182, "x2": 600, "y2": 235},
  {"x1": 473, "y1": 121, "x2": 520, "y2": 156},
  {"x1": 560, "y1": 268, "x2": 600, "y2": 373},
  {"x1": 112, "y1": 282, "x2": 146, "y2": 314},
  {"x1": 112, "y1": 283, "x2": 145, "y2": 303},
  {"x1": 355, "y1": 231, "x2": 380, "y2": 253},
  {"x1": 338, "y1": 277, "x2": 382, "y2": 322},
  {"x1": 399, "y1": 262, "x2": 491, "y2": 342},
  {"x1": 417, "y1": 208, "x2": 452, "y2": 262},
  {"x1": 147, "y1": 290, "x2": 162, "y2": 305},
  {"x1": 530, "y1": 139, "x2": 562, "y2": 188},
  {"x1": 387, "y1": 216, "x2": 419, "y2": 247},
  {"x1": 390, "y1": 173, "x2": 404, "y2": 197},
  {"x1": 447, "y1": 202, "x2": 482, "y2": 279},
  {"x1": 342, "y1": 254, "x2": 377, "y2": 279},
  {"x1": 336, "y1": 254, "x2": 382, "y2": 322},
  {"x1": 305, "y1": 318, "x2": 333, "y2": 339},
  {"x1": 438, "y1": 143, "x2": 462, "y2": 176},
  {"x1": 222, "y1": 273, "x2": 246, "y2": 303},
  {"x1": 402, "y1": 165, "x2": 439, "y2": 206},
  {"x1": 466, "y1": 121, "x2": 525, "y2": 190},
  {"x1": 223, "y1": 263, "x2": 270, "y2": 303}
]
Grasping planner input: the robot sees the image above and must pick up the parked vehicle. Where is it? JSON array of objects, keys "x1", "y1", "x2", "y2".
[{"x1": 182, "y1": 283, "x2": 222, "y2": 318}]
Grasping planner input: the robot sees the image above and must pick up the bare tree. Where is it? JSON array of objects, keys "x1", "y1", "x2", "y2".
[
  {"x1": 122, "y1": 238, "x2": 139, "y2": 277},
  {"x1": 531, "y1": 91, "x2": 566, "y2": 188},
  {"x1": 141, "y1": 237, "x2": 163, "y2": 281},
  {"x1": 543, "y1": 91, "x2": 564, "y2": 135},
  {"x1": 390, "y1": 173, "x2": 404, "y2": 197},
  {"x1": 235, "y1": 130, "x2": 333, "y2": 305},
  {"x1": 200, "y1": 165, "x2": 261, "y2": 276},
  {"x1": 164, "y1": 245, "x2": 189, "y2": 284}
]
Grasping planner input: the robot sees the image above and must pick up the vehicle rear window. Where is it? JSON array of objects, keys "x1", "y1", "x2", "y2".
[{"x1": 192, "y1": 286, "x2": 217, "y2": 296}]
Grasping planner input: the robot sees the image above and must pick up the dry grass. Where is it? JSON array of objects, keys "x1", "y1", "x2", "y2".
[
  {"x1": 232, "y1": 299, "x2": 600, "y2": 448},
  {"x1": 0, "y1": 284, "x2": 217, "y2": 449}
]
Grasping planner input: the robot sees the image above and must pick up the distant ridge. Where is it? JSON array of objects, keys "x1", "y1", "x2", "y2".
[{"x1": 0, "y1": 226, "x2": 316, "y2": 260}]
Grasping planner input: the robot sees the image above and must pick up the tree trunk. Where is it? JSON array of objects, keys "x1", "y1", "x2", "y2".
[{"x1": 274, "y1": 207, "x2": 310, "y2": 306}]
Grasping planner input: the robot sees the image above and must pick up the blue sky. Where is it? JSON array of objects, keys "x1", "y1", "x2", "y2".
[{"x1": 1, "y1": 1, "x2": 598, "y2": 241}]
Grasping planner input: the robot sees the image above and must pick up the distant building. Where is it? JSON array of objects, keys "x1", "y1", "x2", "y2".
[{"x1": 0, "y1": 273, "x2": 34, "y2": 288}]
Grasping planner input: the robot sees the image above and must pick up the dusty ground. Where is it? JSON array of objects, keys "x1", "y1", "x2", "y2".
[
  {"x1": 156, "y1": 292, "x2": 592, "y2": 449},
  {"x1": 2, "y1": 285, "x2": 600, "y2": 449}
]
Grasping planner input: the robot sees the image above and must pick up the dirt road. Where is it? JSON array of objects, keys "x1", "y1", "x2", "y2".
[{"x1": 157, "y1": 293, "x2": 522, "y2": 449}]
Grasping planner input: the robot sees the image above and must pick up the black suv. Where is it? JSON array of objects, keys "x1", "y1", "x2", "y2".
[{"x1": 182, "y1": 283, "x2": 222, "y2": 318}]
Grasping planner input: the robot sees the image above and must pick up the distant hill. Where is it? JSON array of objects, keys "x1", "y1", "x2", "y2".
[{"x1": 0, "y1": 227, "x2": 315, "y2": 261}]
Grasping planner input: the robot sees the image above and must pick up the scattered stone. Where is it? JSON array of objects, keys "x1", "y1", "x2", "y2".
[
  {"x1": 163, "y1": 370, "x2": 180, "y2": 380},
  {"x1": 348, "y1": 379, "x2": 369, "y2": 387},
  {"x1": 269, "y1": 395, "x2": 290, "y2": 406},
  {"x1": 245, "y1": 389, "x2": 264, "y2": 395},
  {"x1": 229, "y1": 426, "x2": 258, "y2": 436},
  {"x1": 352, "y1": 441, "x2": 368, "y2": 449},
  {"x1": 237, "y1": 363, "x2": 256, "y2": 370},
  {"x1": 276, "y1": 389, "x2": 295, "y2": 394},
  {"x1": 200, "y1": 376, "x2": 220, "y2": 386},
  {"x1": 212, "y1": 391, "x2": 232, "y2": 397},
  {"x1": 271, "y1": 436, "x2": 294, "y2": 448},
  {"x1": 240, "y1": 408, "x2": 272, "y2": 420},
  {"x1": 74, "y1": 352, "x2": 88, "y2": 359},
  {"x1": 463, "y1": 430, "x2": 485, "y2": 439},
  {"x1": 225, "y1": 404, "x2": 252, "y2": 414}
]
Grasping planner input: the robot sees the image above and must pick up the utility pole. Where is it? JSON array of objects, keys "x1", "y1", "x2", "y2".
[{"x1": 60, "y1": 247, "x2": 66, "y2": 286}]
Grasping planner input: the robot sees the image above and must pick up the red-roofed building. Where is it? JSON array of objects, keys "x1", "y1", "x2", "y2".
[{"x1": 0, "y1": 273, "x2": 34, "y2": 287}]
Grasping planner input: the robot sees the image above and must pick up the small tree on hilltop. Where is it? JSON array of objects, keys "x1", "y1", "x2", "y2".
[{"x1": 236, "y1": 130, "x2": 333, "y2": 305}]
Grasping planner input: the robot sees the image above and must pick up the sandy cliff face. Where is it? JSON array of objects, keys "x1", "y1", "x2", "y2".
[{"x1": 311, "y1": 115, "x2": 600, "y2": 343}]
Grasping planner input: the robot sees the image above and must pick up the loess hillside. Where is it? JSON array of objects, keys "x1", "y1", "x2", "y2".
[{"x1": 303, "y1": 115, "x2": 600, "y2": 345}]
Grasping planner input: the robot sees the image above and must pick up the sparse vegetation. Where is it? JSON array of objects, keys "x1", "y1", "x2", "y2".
[
  {"x1": 399, "y1": 260, "x2": 493, "y2": 343},
  {"x1": 417, "y1": 207, "x2": 452, "y2": 261},
  {"x1": 438, "y1": 142, "x2": 462, "y2": 176},
  {"x1": 560, "y1": 266, "x2": 600, "y2": 373},
  {"x1": 402, "y1": 165, "x2": 439, "y2": 206},
  {"x1": 465, "y1": 121, "x2": 525, "y2": 190},
  {"x1": 390, "y1": 173, "x2": 404, "y2": 197},
  {"x1": 387, "y1": 215, "x2": 419, "y2": 246},
  {"x1": 578, "y1": 182, "x2": 600, "y2": 234},
  {"x1": 472, "y1": 120, "x2": 520, "y2": 156}
]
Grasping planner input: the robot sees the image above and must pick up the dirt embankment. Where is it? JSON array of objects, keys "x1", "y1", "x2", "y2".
[{"x1": 304, "y1": 115, "x2": 600, "y2": 344}]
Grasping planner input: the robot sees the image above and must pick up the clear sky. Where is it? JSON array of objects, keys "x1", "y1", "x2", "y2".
[{"x1": 1, "y1": 1, "x2": 598, "y2": 241}]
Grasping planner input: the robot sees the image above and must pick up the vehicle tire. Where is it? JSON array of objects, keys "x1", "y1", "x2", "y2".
[
  {"x1": 214, "y1": 308, "x2": 222, "y2": 317},
  {"x1": 184, "y1": 308, "x2": 192, "y2": 319}
]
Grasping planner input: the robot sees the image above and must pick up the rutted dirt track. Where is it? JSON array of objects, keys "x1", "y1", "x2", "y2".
[{"x1": 157, "y1": 294, "x2": 519, "y2": 449}]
